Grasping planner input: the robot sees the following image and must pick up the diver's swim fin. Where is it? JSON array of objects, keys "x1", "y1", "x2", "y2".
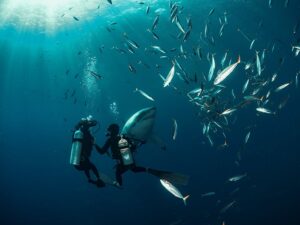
[{"x1": 147, "y1": 168, "x2": 190, "y2": 186}]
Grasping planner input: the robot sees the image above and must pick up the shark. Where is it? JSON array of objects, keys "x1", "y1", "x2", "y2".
[{"x1": 121, "y1": 107, "x2": 166, "y2": 149}]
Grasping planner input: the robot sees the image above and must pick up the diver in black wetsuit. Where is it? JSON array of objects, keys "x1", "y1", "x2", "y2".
[
  {"x1": 71, "y1": 116, "x2": 105, "y2": 188},
  {"x1": 96, "y1": 123, "x2": 189, "y2": 187},
  {"x1": 95, "y1": 124, "x2": 147, "y2": 186}
]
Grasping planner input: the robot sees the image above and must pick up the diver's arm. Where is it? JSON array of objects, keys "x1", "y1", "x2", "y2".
[{"x1": 95, "y1": 139, "x2": 111, "y2": 155}]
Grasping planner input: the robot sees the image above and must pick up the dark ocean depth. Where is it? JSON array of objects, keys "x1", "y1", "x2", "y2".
[{"x1": 0, "y1": 0, "x2": 300, "y2": 225}]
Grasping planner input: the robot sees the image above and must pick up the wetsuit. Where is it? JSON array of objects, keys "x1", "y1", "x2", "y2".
[
  {"x1": 73, "y1": 129, "x2": 105, "y2": 187},
  {"x1": 97, "y1": 135, "x2": 147, "y2": 186}
]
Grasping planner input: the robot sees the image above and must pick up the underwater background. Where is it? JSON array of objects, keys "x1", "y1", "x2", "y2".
[{"x1": 1, "y1": 0, "x2": 300, "y2": 225}]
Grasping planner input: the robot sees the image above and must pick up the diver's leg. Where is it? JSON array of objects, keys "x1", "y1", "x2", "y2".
[
  {"x1": 88, "y1": 161, "x2": 105, "y2": 187},
  {"x1": 131, "y1": 164, "x2": 147, "y2": 173},
  {"x1": 84, "y1": 169, "x2": 92, "y2": 180},
  {"x1": 116, "y1": 164, "x2": 127, "y2": 186},
  {"x1": 89, "y1": 162, "x2": 100, "y2": 179}
]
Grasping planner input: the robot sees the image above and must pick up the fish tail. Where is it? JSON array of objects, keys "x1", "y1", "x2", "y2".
[{"x1": 183, "y1": 195, "x2": 190, "y2": 206}]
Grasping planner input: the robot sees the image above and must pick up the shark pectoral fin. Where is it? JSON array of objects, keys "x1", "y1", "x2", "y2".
[{"x1": 149, "y1": 134, "x2": 167, "y2": 150}]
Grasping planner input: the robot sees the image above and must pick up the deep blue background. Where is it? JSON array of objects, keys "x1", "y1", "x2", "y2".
[{"x1": 1, "y1": 1, "x2": 300, "y2": 225}]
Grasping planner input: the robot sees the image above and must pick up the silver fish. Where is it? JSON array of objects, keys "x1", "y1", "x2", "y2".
[
  {"x1": 271, "y1": 73, "x2": 278, "y2": 82},
  {"x1": 228, "y1": 173, "x2": 247, "y2": 182},
  {"x1": 208, "y1": 54, "x2": 215, "y2": 81},
  {"x1": 201, "y1": 192, "x2": 216, "y2": 197},
  {"x1": 256, "y1": 51, "x2": 262, "y2": 75},
  {"x1": 245, "y1": 131, "x2": 251, "y2": 144},
  {"x1": 202, "y1": 124, "x2": 207, "y2": 135},
  {"x1": 172, "y1": 119, "x2": 178, "y2": 140},
  {"x1": 256, "y1": 107, "x2": 275, "y2": 114},
  {"x1": 221, "y1": 51, "x2": 228, "y2": 67},
  {"x1": 242, "y1": 79, "x2": 249, "y2": 94},
  {"x1": 207, "y1": 134, "x2": 214, "y2": 147},
  {"x1": 160, "y1": 179, "x2": 190, "y2": 205},
  {"x1": 220, "y1": 200, "x2": 236, "y2": 214},
  {"x1": 214, "y1": 56, "x2": 241, "y2": 85},
  {"x1": 244, "y1": 95, "x2": 262, "y2": 101},
  {"x1": 274, "y1": 82, "x2": 290, "y2": 92},
  {"x1": 152, "y1": 15, "x2": 159, "y2": 30},
  {"x1": 245, "y1": 62, "x2": 252, "y2": 70},
  {"x1": 231, "y1": 89, "x2": 236, "y2": 99},
  {"x1": 175, "y1": 19, "x2": 185, "y2": 34},
  {"x1": 135, "y1": 88, "x2": 154, "y2": 102},
  {"x1": 220, "y1": 108, "x2": 237, "y2": 116},
  {"x1": 151, "y1": 45, "x2": 166, "y2": 54},
  {"x1": 249, "y1": 39, "x2": 256, "y2": 50},
  {"x1": 163, "y1": 64, "x2": 176, "y2": 87},
  {"x1": 183, "y1": 29, "x2": 191, "y2": 42}
]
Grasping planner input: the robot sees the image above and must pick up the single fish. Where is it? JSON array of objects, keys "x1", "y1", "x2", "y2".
[
  {"x1": 231, "y1": 89, "x2": 236, "y2": 99},
  {"x1": 175, "y1": 19, "x2": 185, "y2": 34},
  {"x1": 107, "y1": 0, "x2": 112, "y2": 4},
  {"x1": 135, "y1": 88, "x2": 154, "y2": 102},
  {"x1": 256, "y1": 107, "x2": 275, "y2": 114},
  {"x1": 202, "y1": 124, "x2": 207, "y2": 135},
  {"x1": 187, "y1": 17, "x2": 192, "y2": 29},
  {"x1": 220, "y1": 108, "x2": 237, "y2": 116},
  {"x1": 245, "y1": 131, "x2": 251, "y2": 144},
  {"x1": 204, "y1": 23, "x2": 208, "y2": 38},
  {"x1": 249, "y1": 39, "x2": 256, "y2": 50},
  {"x1": 151, "y1": 45, "x2": 166, "y2": 54},
  {"x1": 296, "y1": 73, "x2": 299, "y2": 88},
  {"x1": 208, "y1": 54, "x2": 216, "y2": 81},
  {"x1": 201, "y1": 192, "x2": 216, "y2": 197},
  {"x1": 183, "y1": 29, "x2": 191, "y2": 42},
  {"x1": 220, "y1": 200, "x2": 236, "y2": 214},
  {"x1": 146, "y1": 5, "x2": 150, "y2": 14},
  {"x1": 293, "y1": 21, "x2": 299, "y2": 35},
  {"x1": 256, "y1": 51, "x2": 262, "y2": 75},
  {"x1": 261, "y1": 49, "x2": 266, "y2": 64},
  {"x1": 208, "y1": 8, "x2": 215, "y2": 16},
  {"x1": 269, "y1": 0, "x2": 272, "y2": 8},
  {"x1": 188, "y1": 87, "x2": 203, "y2": 96},
  {"x1": 163, "y1": 64, "x2": 176, "y2": 87},
  {"x1": 89, "y1": 70, "x2": 102, "y2": 79},
  {"x1": 128, "y1": 64, "x2": 136, "y2": 73},
  {"x1": 274, "y1": 82, "x2": 290, "y2": 92},
  {"x1": 221, "y1": 51, "x2": 228, "y2": 67},
  {"x1": 172, "y1": 119, "x2": 178, "y2": 140},
  {"x1": 271, "y1": 73, "x2": 278, "y2": 82},
  {"x1": 228, "y1": 173, "x2": 247, "y2": 182},
  {"x1": 73, "y1": 16, "x2": 79, "y2": 21},
  {"x1": 152, "y1": 15, "x2": 160, "y2": 30},
  {"x1": 278, "y1": 95, "x2": 290, "y2": 109},
  {"x1": 160, "y1": 179, "x2": 190, "y2": 205},
  {"x1": 214, "y1": 56, "x2": 241, "y2": 85},
  {"x1": 126, "y1": 39, "x2": 139, "y2": 49},
  {"x1": 196, "y1": 46, "x2": 202, "y2": 60},
  {"x1": 242, "y1": 79, "x2": 250, "y2": 94},
  {"x1": 245, "y1": 62, "x2": 252, "y2": 70}
]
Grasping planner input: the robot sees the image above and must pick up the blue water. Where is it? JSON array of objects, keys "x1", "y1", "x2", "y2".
[{"x1": 1, "y1": 0, "x2": 300, "y2": 225}]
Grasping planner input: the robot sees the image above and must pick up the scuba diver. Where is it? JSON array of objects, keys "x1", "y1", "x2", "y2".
[
  {"x1": 70, "y1": 115, "x2": 105, "y2": 188},
  {"x1": 97, "y1": 123, "x2": 190, "y2": 187}
]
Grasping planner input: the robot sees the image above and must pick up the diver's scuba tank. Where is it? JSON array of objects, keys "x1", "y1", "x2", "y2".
[
  {"x1": 70, "y1": 129, "x2": 84, "y2": 165},
  {"x1": 118, "y1": 136, "x2": 134, "y2": 166}
]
